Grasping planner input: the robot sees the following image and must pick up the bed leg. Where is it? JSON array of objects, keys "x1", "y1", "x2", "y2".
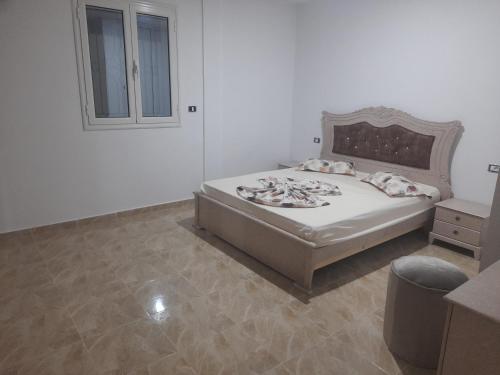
[
  {"x1": 293, "y1": 269, "x2": 314, "y2": 294},
  {"x1": 193, "y1": 192, "x2": 205, "y2": 230}
]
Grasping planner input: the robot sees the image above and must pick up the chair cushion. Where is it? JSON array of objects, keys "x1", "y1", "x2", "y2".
[{"x1": 391, "y1": 255, "x2": 469, "y2": 292}]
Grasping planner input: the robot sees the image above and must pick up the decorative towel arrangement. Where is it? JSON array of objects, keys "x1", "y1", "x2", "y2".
[
  {"x1": 297, "y1": 158, "x2": 356, "y2": 176},
  {"x1": 362, "y1": 172, "x2": 431, "y2": 198},
  {"x1": 236, "y1": 176, "x2": 341, "y2": 208}
]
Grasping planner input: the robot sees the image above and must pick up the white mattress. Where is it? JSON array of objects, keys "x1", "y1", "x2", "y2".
[{"x1": 201, "y1": 169, "x2": 440, "y2": 247}]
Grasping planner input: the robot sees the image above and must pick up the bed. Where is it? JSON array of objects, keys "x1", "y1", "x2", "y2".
[{"x1": 194, "y1": 107, "x2": 463, "y2": 290}]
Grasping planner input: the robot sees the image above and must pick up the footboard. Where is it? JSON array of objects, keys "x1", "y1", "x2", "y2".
[
  {"x1": 194, "y1": 192, "x2": 433, "y2": 291},
  {"x1": 195, "y1": 192, "x2": 316, "y2": 290}
]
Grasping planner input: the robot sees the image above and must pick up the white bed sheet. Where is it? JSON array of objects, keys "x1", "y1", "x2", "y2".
[{"x1": 201, "y1": 168, "x2": 440, "y2": 247}]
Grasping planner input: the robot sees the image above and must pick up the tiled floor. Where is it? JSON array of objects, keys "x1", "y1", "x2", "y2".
[{"x1": 0, "y1": 200, "x2": 478, "y2": 375}]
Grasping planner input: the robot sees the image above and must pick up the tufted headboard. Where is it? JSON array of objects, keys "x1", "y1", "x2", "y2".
[{"x1": 321, "y1": 107, "x2": 463, "y2": 200}]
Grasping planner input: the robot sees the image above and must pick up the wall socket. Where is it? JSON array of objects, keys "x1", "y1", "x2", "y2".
[
  {"x1": 488, "y1": 164, "x2": 500, "y2": 173},
  {"x1": 313, "y1": 137, "x2": 321, "y2": 144}
]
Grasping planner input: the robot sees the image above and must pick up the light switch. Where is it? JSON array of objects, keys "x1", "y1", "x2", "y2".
[{"x1": 488, "y1": 164, "x2": 500, "y2": 173}]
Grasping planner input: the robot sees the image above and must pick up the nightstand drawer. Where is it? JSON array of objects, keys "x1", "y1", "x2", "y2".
[
  {"x1": 435, "y1": 207, "x2": 483, "y2": 231},
  {"x1": 433, "y1": 220, "x2": 481, "y2": 246}
]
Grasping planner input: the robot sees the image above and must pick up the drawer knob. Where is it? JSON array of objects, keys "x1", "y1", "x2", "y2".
[
  {"x1": 455, "y1": 216, "x2": 461, "y2": 221},
  {"x1": 453, "y1": 230, "x2": 459, "y2": 235}
]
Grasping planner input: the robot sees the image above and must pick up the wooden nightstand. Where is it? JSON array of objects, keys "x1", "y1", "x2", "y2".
[
  {"x1": 429, "y1": 198, "x2": 491, "y2": 260},
  {"x1": 278, "y1": 160, "x2": 301, "y2": 169}
]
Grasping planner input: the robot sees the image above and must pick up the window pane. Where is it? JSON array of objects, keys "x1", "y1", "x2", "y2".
[
  {"x1": 137, "y1": 14, "x2": 172, "y2": 117},
  {"x1": 86, "y1": 6, "x2": 129, "y2": 118}
]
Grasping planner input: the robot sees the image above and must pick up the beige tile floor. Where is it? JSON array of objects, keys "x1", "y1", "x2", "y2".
[{"x1": 0, "y1": 200, "x2": 478, "y2": 375}]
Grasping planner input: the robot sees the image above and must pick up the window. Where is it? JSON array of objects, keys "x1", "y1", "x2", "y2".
[{"x1": 74, "y1": 0, "x2": 179, "y2": 130}]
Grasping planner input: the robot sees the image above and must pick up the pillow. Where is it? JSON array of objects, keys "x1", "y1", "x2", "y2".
[
  {"x1": 297, "y1": 158, "x2": 356, "y2": 176},
  {"x1": 362, "y1": 172, "x2": 430, "y2": 198}
]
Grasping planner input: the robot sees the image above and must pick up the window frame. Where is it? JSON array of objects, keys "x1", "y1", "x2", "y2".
[
  {"x1": 131, "y1": 2, "x2": 179, "y2": 125},
  {"x1": 73, "y1": 0, "x2": 180, "y2": 130}
]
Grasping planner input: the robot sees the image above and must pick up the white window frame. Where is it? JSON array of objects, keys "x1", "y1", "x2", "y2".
[
  {"x1": 131, "y1": 2, "x2": 179, "y2": 125},
  {"x1": 73, "y1": 0, "x2": 180, "y2": 130}
]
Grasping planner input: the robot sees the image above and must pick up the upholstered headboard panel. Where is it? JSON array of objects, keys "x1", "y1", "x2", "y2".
[
  {"x1": 321, "y1": 107, "x2": 463, "y2": 199},
  {"x1": 333, "y1": 122, "x2": 435, "y2": 170}
]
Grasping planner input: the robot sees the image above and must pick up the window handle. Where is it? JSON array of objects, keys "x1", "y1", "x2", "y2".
[{"x1": 132, "y1": 60, "x2": 138, "y2": 79}]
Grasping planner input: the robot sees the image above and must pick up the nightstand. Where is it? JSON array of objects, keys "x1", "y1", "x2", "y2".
[
  {"x1": 278, "y1": 160, "x2": 301, "y2": 169},
  {"x1": 429, "y1": 198, "x2": 491, "y2": 260}
]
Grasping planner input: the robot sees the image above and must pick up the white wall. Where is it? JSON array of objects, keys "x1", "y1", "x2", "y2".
[
  {"x1": 0, "y1": 0, "x2": 205, "y2": 233},
  {"x1": 291, "y1": 0, "x2": 500, "y2": 204},
  {"x1": 0, "y1": 0, "x2": 297, "y2": 232},
  {"x1": 203, "y1": 0, "x2": 296, "y2": 180},
  {"x1": 3, "y1": 0, "x2": 498, "y2": 232}
]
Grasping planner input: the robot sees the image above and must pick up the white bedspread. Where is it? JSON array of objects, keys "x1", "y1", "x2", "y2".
[{"x1": 201, "y1": 168, "x2": 440, "y2": 247}]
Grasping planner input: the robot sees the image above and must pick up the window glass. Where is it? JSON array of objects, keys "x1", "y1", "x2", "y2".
[
  {"x1": 86, "y1": 6, "x2": 130, "y2": 118},
  {"x1": 137, "y1": 13, "x2": 172, "y2": 117}
]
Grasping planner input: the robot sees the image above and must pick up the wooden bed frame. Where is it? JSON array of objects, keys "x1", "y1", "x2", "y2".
[{"x1": 194, "y1": 107, "x2": 463, "y2": 291}]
